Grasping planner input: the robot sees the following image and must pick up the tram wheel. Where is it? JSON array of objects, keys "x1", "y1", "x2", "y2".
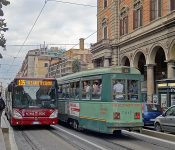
[{"x1": 73, "y1": 120, "x2": 79, "y2": 130}]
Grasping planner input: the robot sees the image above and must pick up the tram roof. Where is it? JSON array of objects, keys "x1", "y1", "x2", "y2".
[{"x1": 57, "y1": 66, "x2": 140, "y2": 81}]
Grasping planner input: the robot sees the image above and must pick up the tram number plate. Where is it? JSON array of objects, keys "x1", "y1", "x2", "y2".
[{"x1": 32, "y1": 121, "x2": 40, "y2": 125}]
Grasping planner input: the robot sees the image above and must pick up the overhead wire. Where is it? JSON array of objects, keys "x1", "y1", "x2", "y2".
[
  {"x1": 47, "y1": 0, "x2": 96, "y2": 7},
  {"x1": 5, "y1": 0, "x2": 48, "y2": 76},
  {"x1": 69, "y1": 31, "x2": 97, "y2": 50},
  {"x1": 1, "y1": 0, "x2": 97, "y2": 84}
]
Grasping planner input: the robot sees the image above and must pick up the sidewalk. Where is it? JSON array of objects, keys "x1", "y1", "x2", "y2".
[
  {"x1": 0, "y1": 111, "x2": 18, "y2": 150},
  {"x1": 0, "y1": 127, "x2": 6, "y2": 150}
]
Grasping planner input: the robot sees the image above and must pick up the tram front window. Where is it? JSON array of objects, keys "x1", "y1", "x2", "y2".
[
  {"x1": 128, "y1": 80, "x2": 139, "y2": 101},
  {"x1": 112, "y1": 79, "x2": 139, "y2": 101},
  {"x1": 13, "y1": 85, "x2": 56, "y2": 108},
  {"x1": 113, "y1": 79, "x2": 125, "y2": 101}
]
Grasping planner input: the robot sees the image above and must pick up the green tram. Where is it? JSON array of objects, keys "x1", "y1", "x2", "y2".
[{"x1": 57, "y1": 66, "x2": 143, "y2": 134}]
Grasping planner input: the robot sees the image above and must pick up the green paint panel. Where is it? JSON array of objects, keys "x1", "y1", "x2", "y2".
[{"x1": 78, "y1": 101, "x2": 143, "y2": 133}]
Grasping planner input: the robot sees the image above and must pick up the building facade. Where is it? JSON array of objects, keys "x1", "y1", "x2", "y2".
[
  {"x1": 18, "y1": 48, "x2": 61, "y2": 78},
  {"x1": 48, "y1": 38, "x2": 93, "y2": 78},
  {"x1": 91, "y1": 0, "x2": 175, "y2": 106}
]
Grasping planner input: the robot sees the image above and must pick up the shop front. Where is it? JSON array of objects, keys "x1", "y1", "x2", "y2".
[{"x1": 157, "y1": 79, "x2": 175, "y2": 109}]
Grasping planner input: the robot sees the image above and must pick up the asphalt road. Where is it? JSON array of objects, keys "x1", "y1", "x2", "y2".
[{"x1": 13, "y1": 124, "x2": 175, "y2": 150}]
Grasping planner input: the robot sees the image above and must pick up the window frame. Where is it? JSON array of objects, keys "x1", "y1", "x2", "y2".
[
  {"x1": 103, "y1": 0, "x2": 108, "y2": 9},
  {"x1": 44, "y1": 63, "x2": 48, "y2": 67},
  {"x1": 150, "y1": 0, "x2": 162, "y2": 21},
  {"x1": 120, "y1": 7, "x2": 128, "y2": 36},
  {"x1": 133, "y1": 1, "x2": 143, "y2": 30},
  {"x1": 120, "y1": 16, "x2": 128, "y2": 36},
  {"x1": 102, "y1": 19, "x2": 108, "y2": 39},
  {"x1": 112, "y1": 78, "x2": 140, "y2": 102},
  {"x1": 170, "y1": 0, "x2": 175, "y2": 11}
]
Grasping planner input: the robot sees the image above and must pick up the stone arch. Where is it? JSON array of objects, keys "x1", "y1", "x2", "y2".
[
  {"x1": 133, "y1": 51, "x2": 146, "y2": 68},
  {"x1": 133, "y1": 51, "x2": 146, "y2": 79},
  {"x1": 149, "y1": 44, "x2": 167, "y2": 80},
  {"x1": 121, "y1": 56, "x2": 130, "y2": 66},
  {"x1": 149, "y1": 44, "x2": 167, "y2": 64},
  {"x1": 168, "y1": 39, "x2": 175, "y2": 60}
]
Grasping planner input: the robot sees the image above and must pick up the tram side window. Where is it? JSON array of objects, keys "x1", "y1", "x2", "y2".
[
  {"x1": 75, "y1": 81, "x2": 80, "y2": 99},
  {"x1": 69, "y1": 81, "x2": 80, "y2": 100},
  {"x1": 92, "y1": 79, "x2": 102, "y2": 100},
  {"x1": 82, "y1": 80, "x2": 91, "y2": 100},
  {"x1": 61, "y1": 84, "x2": 70, "y2": 100},
  {"x1": 69, "y1": 82, "x2": 75, "y2": 100},
  {"x1": 58, "y1": 85, "x2": 63, "y2": 100},
  {"x1": 128, "y1": 80, "x2": 139, "y2": 101},
  {"x1": 113, "y1": 79, "x2": 125, "y2": 101}
]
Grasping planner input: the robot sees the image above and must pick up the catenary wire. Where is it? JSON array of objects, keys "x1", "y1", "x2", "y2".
[{"x1": 47, "y1": 0, "x2": 96, "y2": 7}]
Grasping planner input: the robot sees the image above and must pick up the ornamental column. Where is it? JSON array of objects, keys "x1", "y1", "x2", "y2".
[
  {"x1": 104, "y1": 58, "x2": 109, "y2": 67},
  {"x1": 147, "y1": 64, "x2": 155, "y2": 103}
]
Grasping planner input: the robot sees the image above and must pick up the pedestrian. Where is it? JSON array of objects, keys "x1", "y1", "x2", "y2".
[{"x1": 0, "y1": 92, "x2": 5, "y2": 126}]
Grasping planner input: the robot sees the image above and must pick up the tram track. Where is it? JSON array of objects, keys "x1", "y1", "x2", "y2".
[
  {"x1": 21, "y1": 130, "x2": 41, "y2": 150},
  {"x1": 50, "y1": 129, "x2": 86, "y2": 150},
  {"x1": 51, "y1": 125, "x2": 140, "y2": 150},
  {"x1": 12, "y1": 125, "x2": 175, "y2": 150},
  {"x1": 51, "y1": 125, "x2": 175, "y2": 150}
]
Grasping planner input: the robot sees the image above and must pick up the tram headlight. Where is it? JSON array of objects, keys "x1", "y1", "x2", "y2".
[
  {"x1": 49, "y1": 110, "x2": 58, "y2": 118},
  {"x1": 13, "y1": 109, "x2": 22, "y2": 119}
]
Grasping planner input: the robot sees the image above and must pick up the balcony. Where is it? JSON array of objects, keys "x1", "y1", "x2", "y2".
[{"x1": 90, "y1": 39, "x2": 111, "y2": 53}]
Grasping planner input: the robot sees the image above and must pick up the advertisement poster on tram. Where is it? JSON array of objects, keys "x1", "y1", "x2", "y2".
[{"x1": 69, "y1": 102, "x2": 80, "y2": 117}]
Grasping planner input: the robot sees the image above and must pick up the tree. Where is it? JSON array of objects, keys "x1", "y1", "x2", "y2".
[
  {"x1": 72, "y1": 59, "x2": 81, "y2": 73},
  {"x1": 0, "y1": 0, "x2": 10, "y2": 49}
]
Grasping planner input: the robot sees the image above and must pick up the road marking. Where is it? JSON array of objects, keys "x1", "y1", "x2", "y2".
[
  {"x1": 123, "y1": 130, "x2": 175, "y2": 145},
  {"x1": 52, "y1": 125, "x2": 107, "y2": 150}
]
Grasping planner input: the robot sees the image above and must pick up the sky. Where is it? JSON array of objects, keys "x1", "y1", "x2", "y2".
[{"x1": 0, "y1": 0, "x2": 97, "y2": 87}]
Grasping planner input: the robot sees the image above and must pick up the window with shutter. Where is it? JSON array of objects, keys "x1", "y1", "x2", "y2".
[
  {"x1": 120, "y1": 7, "x2": 128, "y2": 36},
  {"x1": 133, "y1": 10, "x2": 136, "y2": 29},
  {"x1": 104, "y1": 0, "x2": 107, "y2": 8},
  {"x1": 133, "y1": 1, "x2": 143, "y2": 29},
  {"x1": 150, "y1": 0, "x2": 162, "y2": 21},
  {"x1": 102, "y1": 18, "x2": 108, "y2": 39}
]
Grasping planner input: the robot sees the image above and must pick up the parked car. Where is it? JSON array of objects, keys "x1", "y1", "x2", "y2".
[
  {"x1": 142, "y1": 103, "x2": 162, "y2": 125},
  {"x1": 154, "y1": 105, "x2": 175, "y2": 133}
]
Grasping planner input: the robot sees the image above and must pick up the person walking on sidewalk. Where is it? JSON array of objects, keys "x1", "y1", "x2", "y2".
[{"x1": 0, "y1": 92, "x2": 5, "y2": 126}]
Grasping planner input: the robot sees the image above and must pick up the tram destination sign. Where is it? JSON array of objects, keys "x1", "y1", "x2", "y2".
[
  {"x1": 17, "y1": 79, "x2": 53, "y2": 86},
  {"x1": 111, "y1": 67, "x2": 130, "y2": 73}
]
